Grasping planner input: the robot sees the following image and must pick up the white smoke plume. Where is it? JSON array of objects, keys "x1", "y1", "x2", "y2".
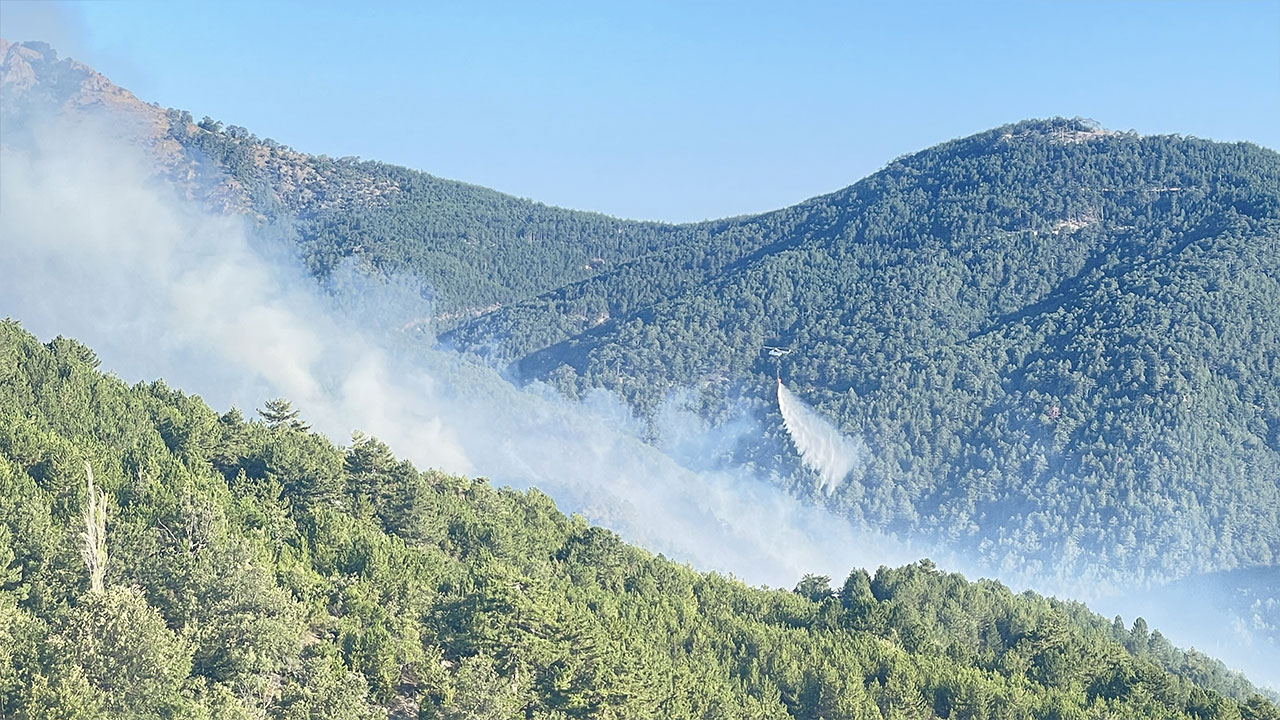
[
  {"x1": 3, "y1": 113, "x2": 1275, "y2": 692},
  {"x1": 778, "y1": 381, "x2": 864, "y2": 494},
  {"x1": 0, "y1": 113, "x2": 923, "y2": 589}
]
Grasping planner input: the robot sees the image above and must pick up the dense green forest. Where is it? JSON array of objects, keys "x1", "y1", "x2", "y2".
[
  {"x1": 447, "y1": 121, "x2": 1280, "y2": 587},
  {"x1": 6, "y1": 37, "x2": 1279, "y2": 701},
  {"x1": 6, "y1": 37, "x2": 1280, "y2": 716},
  {"x1": 2, "y1": 322, "x2": 1277, "y2": 719}
]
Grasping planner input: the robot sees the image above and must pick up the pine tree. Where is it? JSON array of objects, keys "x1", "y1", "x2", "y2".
[{"x1": 258, "y1": 397, "x2": 310, "y2": 431}]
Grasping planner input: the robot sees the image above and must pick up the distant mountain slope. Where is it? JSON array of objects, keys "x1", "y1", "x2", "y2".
[
  {"x1": 2, "y1": 321, "x2": 1275, "y2": 718},
  {"x1": 167, "y1": 113, "x2": 721, "y2": 323},
  {"x1": 0, "y1": 38, "x2": 711, "y2": 326},
  {"x1": 441, "y1": 187, "x2": 852, "y2": 364},
  {"x1": 459, "y1": 121, "x2": 1280, "y2": 586}
]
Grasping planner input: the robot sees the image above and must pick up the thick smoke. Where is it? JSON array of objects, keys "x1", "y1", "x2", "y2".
[
  {"x1": 0, "y1": 114, "x2": 924, "y2": 589},
  {"x1": 0, "y1": 115, "x2": 473, "y2": 475},
  {"x1": 2, "y1": 114, "x2": 1275, "y2": 691},
  {"x1": 777, "y1": 381, "x2": 864, "y2": 494}
]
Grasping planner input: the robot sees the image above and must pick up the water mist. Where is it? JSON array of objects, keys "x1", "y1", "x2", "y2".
[{"x1": 777, "y1": 380, "x2": 863, "y2": 494}]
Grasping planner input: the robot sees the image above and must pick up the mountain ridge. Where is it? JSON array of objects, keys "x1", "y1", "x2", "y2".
[{"x1": 0, "y1": 38, "x2": 709, "y2": 322}]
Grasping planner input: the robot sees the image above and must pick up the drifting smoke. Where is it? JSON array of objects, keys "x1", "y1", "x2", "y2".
[
  {"x1": 777, "y1": 381, "x2": 864, "y2": 494},
  {"x1": 0, "y1": 113, "x2": 926, "y2": 589},
  {"x1": 2, "y1": 112, "x2": 1275, "y2": 691}
]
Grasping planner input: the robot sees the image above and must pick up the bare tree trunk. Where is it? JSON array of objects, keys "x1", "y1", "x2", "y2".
[{"x1": 80, "y1": 461, "x2": 108, "y2": 593}]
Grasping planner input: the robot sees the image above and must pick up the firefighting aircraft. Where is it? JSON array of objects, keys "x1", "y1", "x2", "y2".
[{"x1": 763, "y1": 346, "x2": 791, "y2": 382}]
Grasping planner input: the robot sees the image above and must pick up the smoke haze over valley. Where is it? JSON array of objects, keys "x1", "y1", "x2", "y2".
[
  {"x1": 0, "y1": 108, "x2": 928, "y2": 592},
  {"x1": 1, "y1": 19, "x2": 1279, "y2": 716}
]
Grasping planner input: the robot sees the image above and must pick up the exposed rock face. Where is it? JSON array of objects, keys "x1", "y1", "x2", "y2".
[
  {"x1": 2, "y1": 37, "x2": 402, "y2": 220},
  {"x1": 2, "y1": 38, "x2": 169, "y2": 138},
  {"x1": 1, "y1": 37, "x2": 215, "y2": 201}
]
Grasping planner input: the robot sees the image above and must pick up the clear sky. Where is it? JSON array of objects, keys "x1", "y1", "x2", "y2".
[{"x1": 2, "y1": 0, "x2": 1278, "y2": 222}]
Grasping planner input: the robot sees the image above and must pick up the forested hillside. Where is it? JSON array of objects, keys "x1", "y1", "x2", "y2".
[
  {"x1": 5, "y1": 36, "x2": 1278, "y2": 676},
  {"x1": 2, "y1": 322, "x2": 1276, "y2": 719},
  {"x1": 140, "y1": 76, "x2": 1280, "y2": 589},
  {"x1": 450, "y1": 120, "x2": 1280, "y2": 588},
  {"x1": 152, "y1": 99, "x2": 1280, "y2": 593},
  {"x1": 164, "y1": 105, "x2": 717, "y2": 323}
]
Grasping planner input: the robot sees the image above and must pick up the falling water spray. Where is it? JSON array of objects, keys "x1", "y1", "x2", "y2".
[{"x1": 777, "y1": 380, "x2": 863, "y2": 494}]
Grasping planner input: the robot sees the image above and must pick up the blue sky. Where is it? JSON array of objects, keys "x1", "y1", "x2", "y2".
[{"x1": 3, "y1": 0, "x2": 1278, "y2": 222}]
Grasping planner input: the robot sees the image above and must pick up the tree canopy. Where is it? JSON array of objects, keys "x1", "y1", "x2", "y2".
[{"x1": 1, "y1": 320, "x2": 1275, "y2": 719}]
